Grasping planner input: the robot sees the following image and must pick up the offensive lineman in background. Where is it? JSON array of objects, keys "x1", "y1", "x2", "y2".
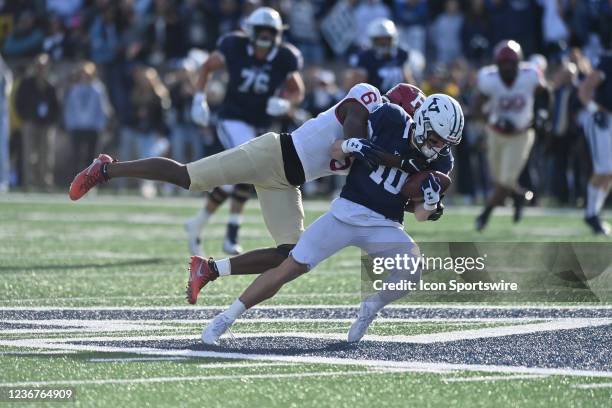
[
  {"x1": 347, "y1": 18, "x2": 413, "y2": 93},
  {"x1": 187, "y1": 7, "x2": 304, "y2": 255},
  {"x1": 472, "y1": 40, "x2": 549, "y2": 231},
  {"x1": 579, "y1": 51, "x2": 612, "y2": 235}
]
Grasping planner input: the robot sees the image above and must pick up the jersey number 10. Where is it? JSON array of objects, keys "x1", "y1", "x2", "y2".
[{"x1": 369, "y1": 165, "x2": 408, "y2": 194}]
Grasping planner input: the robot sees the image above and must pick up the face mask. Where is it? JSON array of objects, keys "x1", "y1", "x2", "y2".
[{"x1": 255, "y1": 38, "x2": 273, "y2": 48}]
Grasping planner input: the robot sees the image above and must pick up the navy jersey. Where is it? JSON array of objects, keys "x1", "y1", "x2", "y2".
[
  {"x1": 341, "y1": 103, "x2": 453, "y2": 224},
  {"x1": 217, "y1": 32, "x2": 303, "y2": 128},
  {"x1": 594, "y1": 53, "x2": 612, "y2": 112},
  {"x1": 351, "y1": 48, "x2": 409, "y2": 93}
]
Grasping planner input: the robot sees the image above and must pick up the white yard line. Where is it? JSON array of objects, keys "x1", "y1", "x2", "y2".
[
  {"x1": 1, "y1": 304, "x2": 611, "y2": 311},
  {"x1": 89, "y1": 356, "x2": 188, "y2": 363},
  {"x1": 2, "y1": 328, "x2": 611, "y2": 379},
  {"x1": 443, "y1": 374, "x2": 548, "y2": 383},
  {"x1": 0, "y1": 370, "x2": 382, "y2": 387},
  {"x1": 1, "y1": 337, "x2": 610, "y2": 379},
  {"x1": 572, "y1": 382, "x2": 612, "y2": 389}
]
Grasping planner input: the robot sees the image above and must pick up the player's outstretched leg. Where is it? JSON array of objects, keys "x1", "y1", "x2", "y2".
[
  {"x1": 69, "y1": 155, "x2": 191, "y2": 200},
  {"x1": 201, "y1": 256, "x2": 307, "y2": 345},
  {"x1": 185, "y1": 245, "x2": 293, "y2": 304}
]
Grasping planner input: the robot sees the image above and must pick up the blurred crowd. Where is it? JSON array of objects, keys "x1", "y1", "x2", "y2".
[{"x1": 0, "y1": 0, "x2": 610, "y2": 206}]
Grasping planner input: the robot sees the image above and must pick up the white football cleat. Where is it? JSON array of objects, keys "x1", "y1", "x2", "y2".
[
  {"x1": 347, "y1": 302, "x2": 377, "y2": 343},
  {"x1": 202, "y1": 314, "x2": 233, "y2": 345},
  {"x1": 185, "y1": 217, "x2": 204, "y2": 256},
  {"x1": 222, "y1": 238, "x2": 243, "y2": 255}
]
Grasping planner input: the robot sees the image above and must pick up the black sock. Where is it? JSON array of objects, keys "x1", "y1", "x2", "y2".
[{"x1": 226, "y1": 223, "x2": 240, "y2": 244}]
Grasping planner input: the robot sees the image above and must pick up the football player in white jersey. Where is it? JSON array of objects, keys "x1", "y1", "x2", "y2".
[
  {"x1": 68, "y1": 83, "x2": 428, "y2": 304},
  {"x1": 472, "y1": 40, "x2": 548, "y2": 231}
]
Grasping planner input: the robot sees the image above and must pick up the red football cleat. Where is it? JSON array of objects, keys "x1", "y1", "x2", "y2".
[
  {"x1": 186, "y1": 256, "x2": 219, "y2": 305},
  {"x1": 69, "y1": 154, "x2": 115, "y2": 201}
]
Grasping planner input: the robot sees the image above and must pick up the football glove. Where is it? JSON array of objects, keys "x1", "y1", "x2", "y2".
[
  {"x1": 421, "y1": 174, "x2": 441, "y2": 211},
  {"x1": 191, "y1": 92, "x2": 210, "y2": 126},
  {"x1": 427, "y1": 201, "x2": 444, "y2": 221},
  {"x1": 341, "y1": 138, "x2": 385, "y2": 170},
  {"x1": 266, "y1": 96, "x2": 291, "y2": 116}
]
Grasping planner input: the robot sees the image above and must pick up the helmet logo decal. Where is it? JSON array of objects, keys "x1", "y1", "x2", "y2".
[{"x1": 427, "y1": 97, "x2": 440, "y2": 113}]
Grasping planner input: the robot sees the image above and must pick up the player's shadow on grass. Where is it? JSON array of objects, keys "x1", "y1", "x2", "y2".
[
  {"x1": 194, "y1": 338, "x2": 356, "y2": 356},
  {"x1": 0, "y1": 258, "x2": 168, "y2": 273}
]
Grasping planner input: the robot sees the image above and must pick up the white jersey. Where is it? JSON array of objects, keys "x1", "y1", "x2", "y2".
[
  {"x1": 291, "y1": 83, "x2": 382, "y2": 182},
  {"x1": 477, "y1": 62, "x2": 544, "y2": 131}
]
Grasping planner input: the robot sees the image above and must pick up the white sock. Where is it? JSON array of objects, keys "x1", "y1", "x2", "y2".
[
  {"x1": 192, "y1": 208, "x2": 211, "y2": 230},
  {"x1": 216, "y1": 258, "x2": 231, "y2": 276},
  {"x1": 595, "y1": 185, "x2": 610, "y2": 215},
  {"x1": 228, "y1": 213, "x2": 243, "y2": 226},
  {"x1": 586, "y1": 184, "x2": 599, "y2": 217},
  {"x1": 223, "y1": 299, "x2": 246, "y2": 322}
]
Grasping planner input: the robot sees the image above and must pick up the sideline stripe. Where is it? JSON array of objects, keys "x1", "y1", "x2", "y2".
[
  {"x1": 572, "y1": 382, "x2": 612, "y2": 389},
  {"x1": 443, "y1": 374, "x2": 548, "y2": 383}
]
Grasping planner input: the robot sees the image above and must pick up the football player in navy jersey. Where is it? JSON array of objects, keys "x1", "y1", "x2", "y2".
[
  {"x1": 187, "y1": 7, "x2": 305, "y2": 255},
  {"x1": 579, "y1": 51, "x2": 612, "y2": 235},
  {"x1": 201, "y1": 93, "x2": 464, "y2": 345},
  {"x1": 348, "y1": 18, "x2": 413, "y2": 93}
]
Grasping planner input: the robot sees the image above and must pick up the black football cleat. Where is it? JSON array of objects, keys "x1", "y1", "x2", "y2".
[
  {"x1": 512, "y1": 190, "x2": 533, "y2": 224},
  {"x1": 584, "y1": 216, "x2": 611, "y2": 236}
]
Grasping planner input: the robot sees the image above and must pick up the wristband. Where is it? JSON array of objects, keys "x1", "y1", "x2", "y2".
[
  {"x1": 587, "y1": 101, "x2": 598, "y2": 113},
  {"x1": 423, "y1": 202, "x2": 437, "y2": 211}
]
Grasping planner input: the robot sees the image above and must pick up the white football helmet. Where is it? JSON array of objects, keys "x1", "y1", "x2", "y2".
[
  {"x1": 413, "y1": 94, "x2": 464, "y2": 159},
  {"x1": 367, "y1": 18, "x2": 398, "y2": 56},
  {"x1": 244, "y1": 7, "x2": 285, "y2": 48}
]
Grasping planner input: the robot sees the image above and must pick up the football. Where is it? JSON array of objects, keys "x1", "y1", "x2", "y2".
[{"x1": 401, "y1": 171, "x2": 452, "y2": 202}]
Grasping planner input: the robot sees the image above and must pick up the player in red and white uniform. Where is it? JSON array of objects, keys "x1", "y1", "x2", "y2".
[
  {"x1": 472, "y1": 39, "x2": 548, "y2": 231},
  {"x1": 68, "y1": 82, "x2": 427, "y2": 304}
]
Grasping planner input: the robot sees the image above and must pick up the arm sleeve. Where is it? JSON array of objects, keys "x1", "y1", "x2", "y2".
[{"x1": 283, "y1": 43, "x2": 303, "y2": 73}]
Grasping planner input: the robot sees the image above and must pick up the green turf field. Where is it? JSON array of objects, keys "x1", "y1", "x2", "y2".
[{"x1": 0, "y1": 193, "x2": 610, "y2": 407}]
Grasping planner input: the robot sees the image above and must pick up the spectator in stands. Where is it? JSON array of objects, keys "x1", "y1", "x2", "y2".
[
  {"x1": 166, "y1": 61, "x2": 202, "y2": 166},
  {"x1": 461, "y1": 0, "x2": 491, "y2": 65},
  {"x1": 352, "y1": 0, "x2": 391, "y2": 48},
  {"x1": 286, "y1": 0, "x2": 328, "y2": 65},
  {"x1": 123, "y1": 66, "x2": 170, "y2": 197},
  {"x1": 63, "y1": 62, "x2": 111, "y2": 174},
  {"x1": 392, "y1": 0, "x2": 428, "y2": 55},
  {"x1": 14, "y1": 54, "x2": 60, "y2": 190},
  {"x1": 43, "y1": 14, "x2": 70, "y2": 61},
  {"x1": 539, "y1": 0, "x2": 569, "y2": 58},
  {"x1": 429, "y1": 0, "x2": 463, "y2": 65},
  {"x1": 3, "y1": 10, "x2": 44, "y2": 57},
  {"x1": 141, "y1": 0, "x2": 188, "y2": 66}
]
